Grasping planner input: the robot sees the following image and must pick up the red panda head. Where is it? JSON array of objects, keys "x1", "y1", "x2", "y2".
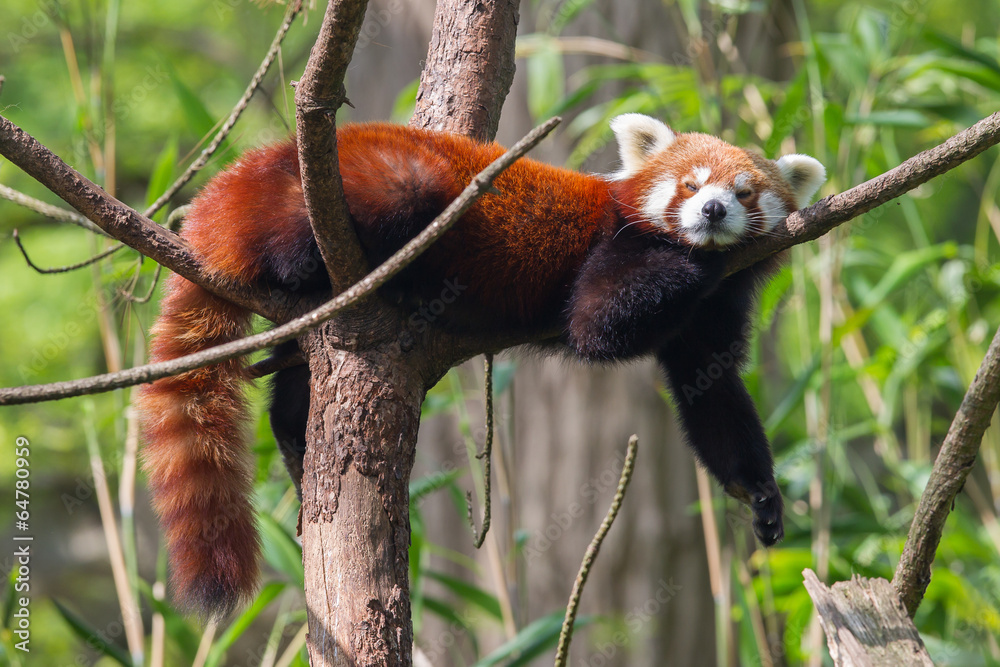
[{"x1": 608, "y1": 114, "x2": 826, "y2": 248}]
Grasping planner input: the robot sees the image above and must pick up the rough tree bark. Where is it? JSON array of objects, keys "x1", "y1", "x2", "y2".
[
  {"x1": 410, "y1": 0, "x2": 519, "y2": 141},
  {"x1": 803, "y1": 570, "x2": 933, "y2": 666}
]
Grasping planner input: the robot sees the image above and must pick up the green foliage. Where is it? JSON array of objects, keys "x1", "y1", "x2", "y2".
[{"x1": 2, "y1": 0, "x2": 999, "y2": 664}]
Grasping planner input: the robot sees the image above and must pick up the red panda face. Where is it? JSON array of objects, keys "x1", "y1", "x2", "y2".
[{"x1": 609, "y1": 114, "x2": 826, "y2": 248}]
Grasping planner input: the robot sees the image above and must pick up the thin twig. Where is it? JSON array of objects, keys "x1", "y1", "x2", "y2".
[
  {"x1": 0, "y1": 183, "x2": 109, "y2": 235},
  {"x1": 0, "y1": 114, "x2": 276, "y2": 320},
  {"x1": 119, "y1": 263, "x2": 161, "y2": 304},
  {"x1": 145, "y1": 1, "x2": 303, "y2": 217},
  {"x1": 466, "y1": 353, "x2": 494, "y2": 548},
  {"x1": 554, "y1": 434, "x2": 639, "y2": 667},
  {"x1": 0, "y1": 117, "x2": 562, "y2": 406},
  {"x1": 892, "y1": 323, "x2": 1000, "y2": 617},
  {"x1": 119, "y1": 205, "x2": 185, "y2": 303},
  {"x1": 13, "y1": 229, "x2": 126, "y2": 274}
]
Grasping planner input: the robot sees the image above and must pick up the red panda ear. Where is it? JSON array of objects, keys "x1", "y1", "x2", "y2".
[
  {"x1": 609, "y1": 114, "x2": 676, "y2": 178},
  {"x1": 776, "y1": 154, "x2": 826, "y2": 208}
]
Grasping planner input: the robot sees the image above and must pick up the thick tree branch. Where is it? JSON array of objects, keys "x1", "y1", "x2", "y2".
[
  {"x1": 294, "y1": 0, "x2": 371, "y2": 294},
  {"x1": 0, "y1": 118, "x2": 561, "y2": 407},
  {"x1": 410, "y1": 0, "x2": 519, "y2": 141},
  {"x1": 727, "y1": 110, "x2": 1000, "y2": 274},
  {"x1": 892, "y1": 323, "x2": 1000, "y2": 617},
  {"x1": 0, "y1": 115, "x2": 280, "y2": 320}
]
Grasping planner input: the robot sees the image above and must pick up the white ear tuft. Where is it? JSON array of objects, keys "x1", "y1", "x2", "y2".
[
  {"x1": 609, "y1": 114, "x2": 676, "y2": 178},
  {"x1": 776, "y1": 154, "x2": 826, "y2": 208}
]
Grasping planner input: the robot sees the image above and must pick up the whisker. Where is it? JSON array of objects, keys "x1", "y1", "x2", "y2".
[{"x1": 613, "y1": 219, "x2": 646, "y2": 239}]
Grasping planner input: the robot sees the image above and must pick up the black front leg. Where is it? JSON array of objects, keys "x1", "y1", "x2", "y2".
[
  {"x1": 657, "y1": 265, "x2": 784, "y2": 545},
  {"x1": 567, "y1": 235, "x2": 727, "y2": 361}
]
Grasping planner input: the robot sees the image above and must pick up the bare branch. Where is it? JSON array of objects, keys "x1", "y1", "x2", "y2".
[
  {"x1": 727, "y1": 110, "x2": 1000, "y2": 274},
  {"x1": 0, "y1": 118, "x2": 562, "y2": 406},
  {"x1": 554, "y1": 434, "x2": 639, "y2": 667},
  {"x1": 145, "y1": 1, "x2": 303, "y2": 217},
  {"x1": 13, "y1": 229, "x2": 126, "y2": 274},
  {"x1": 0, "y1": 183, "x2": 109, "y2": 235},
  {"x1": 295, "y1": 0, "x2": 371, "y2": 294},
  {"x1": 0, "y1": 114, "x2": 279, "y2": 320},
  {"x1": 466, "y1": 354, "x2": 495, "y2": 548},
  {"x1": 892, "y1": 322, "x2": 1000, "y2": 617}
]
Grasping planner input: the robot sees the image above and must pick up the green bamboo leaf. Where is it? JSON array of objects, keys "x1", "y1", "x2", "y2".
[
  {"x1": 924, "y1": 31, "x2": 1000, "y2": 74},
  {"x1": 391, "y1": 78, "x2": 419, "y2": 124},
  {"x1": 765, "y1": 352, "x2": 820, "y2": 438},
  {"x1": 145, "y1": 137, "x2": 178, "y2": 223},
  {"x1": 526, "y1": 36, "x2": 565, "y2": 122},
  {"x1": 167, "y1": 65, "x2": 219, "y2": 140},
  {"x1": 846, "y1": 109, "x2": 929, "y2": 127},
  {"x1": 425, "y1": 571, "x2": 503, "y2": 621},
  {"x1": 410, "y1": 468, "x2": 464, "y2": 505},
  {"x1": 205, "y1": 582, "x2": 286, "y2": 667},
  {"x1": 259, "y1": 514, "x2": 304, "y2": 587},
  {"x1": 472, "y1": 611, "x2": 596, "y2": 666},
  {"x1": 549, "y1": 0, "x2": 598, "y2": 34},
  {"x1": 52, "y1": 599, "x2": 133, "y2": 666}
]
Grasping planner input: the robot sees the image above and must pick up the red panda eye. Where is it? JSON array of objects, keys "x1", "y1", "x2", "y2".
[
  {"x1": 736, "y1": 190, "x2": 752, "y2": 199},
  {"x1": 685, "y1": 183, "x2": 698, "y2": 193}
]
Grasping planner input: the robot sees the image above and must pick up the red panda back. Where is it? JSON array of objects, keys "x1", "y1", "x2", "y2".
[
  {"x1": 138, "y1": 124, "x2": 619, "y2": 616},
  {"x1": 337, "y1": 124, "x2": 615, "y2": 325}
]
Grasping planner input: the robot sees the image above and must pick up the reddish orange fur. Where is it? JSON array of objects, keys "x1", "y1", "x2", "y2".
[{"x1": 144, "y1": 123, "x2": 787, "y2": 616}]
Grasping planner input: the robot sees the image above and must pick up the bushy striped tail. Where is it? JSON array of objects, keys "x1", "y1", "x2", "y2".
[{"x1": 136, "y1": 274, "x2": 259, "y2": 617}]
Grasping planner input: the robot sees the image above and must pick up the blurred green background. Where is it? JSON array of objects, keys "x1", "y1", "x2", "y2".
[{"x1": 1, "y1": 0, "x2": 999, "y2": 664}]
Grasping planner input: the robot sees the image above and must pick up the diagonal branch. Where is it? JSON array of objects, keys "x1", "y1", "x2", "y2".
[
  {"x1": 726, "y1": 110, "x2": 1000, "y2": 275},
  {"x1": 892, "y1": 323, "x2": 1000, "y2": 617},
  {"x1": 0, "y1": 118, "x2": 562, "y2": 406},
  {"x1": 0, "y1": 114, "x2": 281, "y2": 321},
  {"x1": 294, "y1": 0, "x2": 371, "y2": 295}
]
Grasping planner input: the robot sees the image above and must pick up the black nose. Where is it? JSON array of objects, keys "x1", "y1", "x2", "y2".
[{"x1": 702, "y1": 200, "x2": 727, "y2": 223}]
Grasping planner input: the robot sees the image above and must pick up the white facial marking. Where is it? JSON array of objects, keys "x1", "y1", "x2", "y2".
[
  {"x1": 755, "y1": 191, "x2": 789, "y2": 233},
  {"x1": 692, "y1": 166, "x2": 711, "y2": 186},
  {"x1": 734, "y1": 173, "x2": 751, "y2": 190},
  {"x1": 679, "y1": 184, "x2": 746, "y2": 246},
  {"x1": 641, "y1": 178, "x2": 677, "y2": 228}
]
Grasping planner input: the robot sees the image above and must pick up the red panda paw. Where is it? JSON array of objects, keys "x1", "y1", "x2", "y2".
[{"x1": 726, "y1": 478, "x2": 784, "y2": 546}]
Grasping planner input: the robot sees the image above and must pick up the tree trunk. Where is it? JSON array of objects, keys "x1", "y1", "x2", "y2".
[
  {"x1": 301, "y1": 318, "x2": 428, "y2": 666},
  {"x1": 410, "y1": 0, "x2": 519, "y2": 141},
  {"x1": 299, "y1": 0, "x2": 519, "y2": 662}
]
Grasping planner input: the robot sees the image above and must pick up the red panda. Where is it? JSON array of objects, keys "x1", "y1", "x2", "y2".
[{"x1": 136, "y1": 114, "x2": 825, "y2": 617}]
